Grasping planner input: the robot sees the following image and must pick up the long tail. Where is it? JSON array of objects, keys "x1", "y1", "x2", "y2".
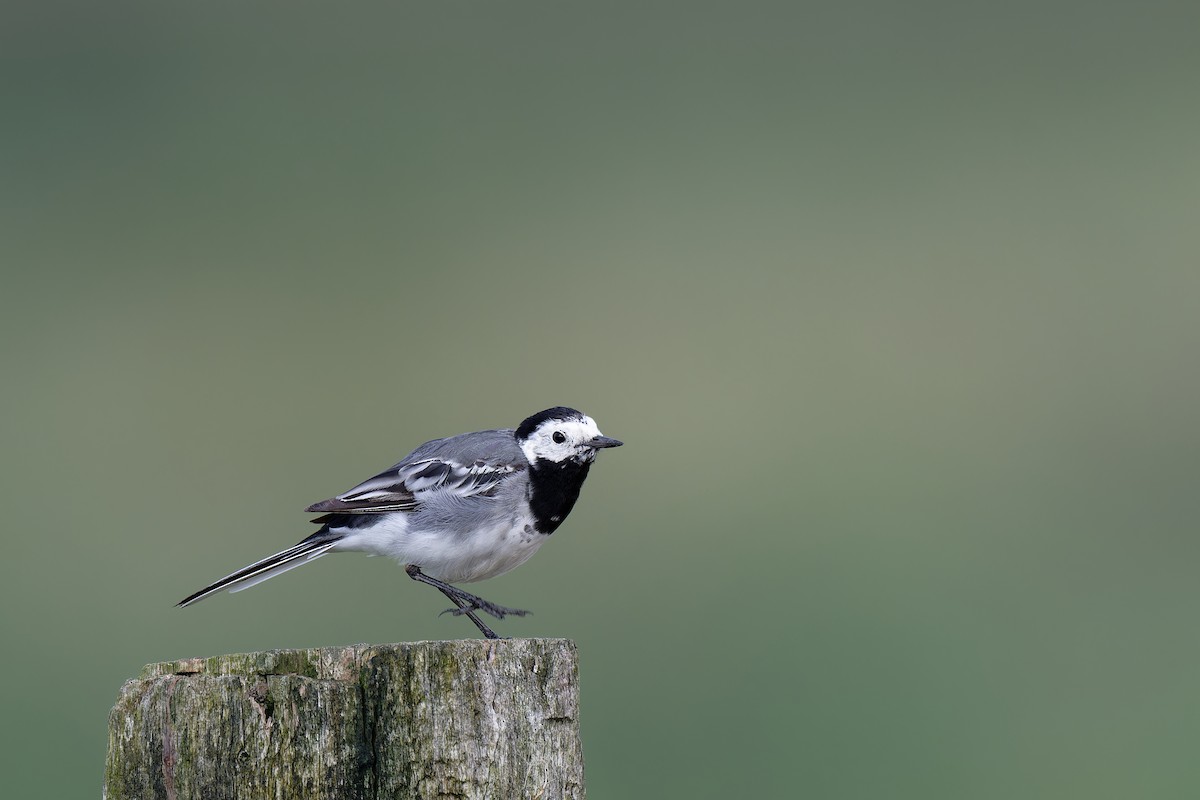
[{"x1": 177, "y1": 531, "x2": 343, "y2": 607}]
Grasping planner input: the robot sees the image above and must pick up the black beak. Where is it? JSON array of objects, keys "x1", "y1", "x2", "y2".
[{"x1": 589, "y1": 435, "x2": 624, "y2": 449}]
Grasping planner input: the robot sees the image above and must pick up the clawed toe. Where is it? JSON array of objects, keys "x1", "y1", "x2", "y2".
[
  {"x1": 475, "y1": 599, "x2": 530, "y2": 619},
  {"x1": 440, "y1": 599, "x2": 530, "y2": 619}
]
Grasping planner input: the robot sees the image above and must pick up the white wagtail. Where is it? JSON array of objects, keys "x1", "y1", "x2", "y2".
[{"x1": 179, "y1": 407, "x2": 622, "y2": 638}]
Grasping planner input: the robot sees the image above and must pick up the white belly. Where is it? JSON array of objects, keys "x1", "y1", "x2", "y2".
[{"x1": 331, "y1": 513, "x2": 547, "y2": 584}]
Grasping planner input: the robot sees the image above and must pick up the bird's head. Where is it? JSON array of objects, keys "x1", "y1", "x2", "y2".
[{"x1": 516, "y1": 407, "x2": 623, "y2": 466}]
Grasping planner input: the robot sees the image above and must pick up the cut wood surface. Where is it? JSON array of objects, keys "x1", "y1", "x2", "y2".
[{"x1": 104, "y1": 639, "x2": 583, "y2": 800}]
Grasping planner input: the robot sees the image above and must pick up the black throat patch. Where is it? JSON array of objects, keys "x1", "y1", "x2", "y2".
[{"x1": 527, "y1": 457, "x2": 593, "y2": 534}]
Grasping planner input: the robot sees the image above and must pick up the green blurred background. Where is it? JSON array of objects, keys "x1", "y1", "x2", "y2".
[{"x1": 3, "y1": 1, "x2": 1199, "y2": 797}]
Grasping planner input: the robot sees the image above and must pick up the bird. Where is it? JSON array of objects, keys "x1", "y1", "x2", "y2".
[{"x1": 178, "y1": 407, "x2": 623, "y2": 638}]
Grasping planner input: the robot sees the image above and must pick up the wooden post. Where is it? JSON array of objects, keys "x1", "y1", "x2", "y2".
[{"x1": 104, "y1": 639, "x2": 584, "y2": 800}]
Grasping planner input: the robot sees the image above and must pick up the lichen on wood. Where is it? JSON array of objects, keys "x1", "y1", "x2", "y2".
[{"x1": 104, "y1": 639, "x2": 583, "y2": 800}]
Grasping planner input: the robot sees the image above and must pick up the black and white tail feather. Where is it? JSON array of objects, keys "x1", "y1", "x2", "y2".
[
  {"x1": 177, "y1": 533, "x2": 342, "y2": 607},
  {"x1": 177, "y1": 407, "x2": 622, "y2": 639}
]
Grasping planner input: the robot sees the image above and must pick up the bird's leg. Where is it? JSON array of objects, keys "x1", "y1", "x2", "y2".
[{"x1": 405, "y1": 565, "x2": 530, "y2": 640}]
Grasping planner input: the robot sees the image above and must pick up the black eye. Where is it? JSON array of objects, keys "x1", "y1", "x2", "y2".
[{"x1": 552, "y1": 431, "x2": 567, "y2": 444}]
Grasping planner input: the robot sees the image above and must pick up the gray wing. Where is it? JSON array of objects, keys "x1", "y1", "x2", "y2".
[{"x1": 304, "y1": 428, "x2": 524, "y2": 515}]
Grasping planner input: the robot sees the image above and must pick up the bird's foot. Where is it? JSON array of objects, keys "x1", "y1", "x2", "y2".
[{"x1": 438, "y1": 592, "x2": 531, "y2": 620}]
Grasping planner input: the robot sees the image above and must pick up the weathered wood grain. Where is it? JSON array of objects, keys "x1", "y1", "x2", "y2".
[{"x1": 104, "y1": 639, "x2": 583, "y2": 800}]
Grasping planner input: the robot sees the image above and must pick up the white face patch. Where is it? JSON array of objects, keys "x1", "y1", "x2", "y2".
[{"x1": 519, "y1": 415, "x2": 605, "y2": 465}]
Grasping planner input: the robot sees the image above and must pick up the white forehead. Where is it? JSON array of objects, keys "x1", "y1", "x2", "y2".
[{"x1": 534, "y1": 415, "x2": 600, "y2": 437}]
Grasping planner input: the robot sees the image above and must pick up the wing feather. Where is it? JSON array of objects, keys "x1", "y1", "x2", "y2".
[{"x1": 304, "y1": 457, "x2": 522, "y2": 514}]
